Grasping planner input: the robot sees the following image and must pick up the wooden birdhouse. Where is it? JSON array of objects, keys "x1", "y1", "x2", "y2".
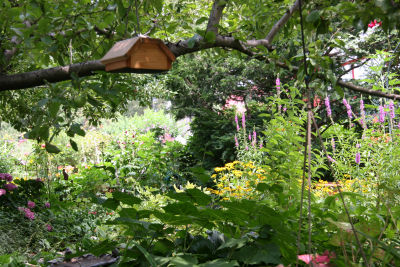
[{"x1": 100, "y1": 36, "x2": 176, "y2": 73}]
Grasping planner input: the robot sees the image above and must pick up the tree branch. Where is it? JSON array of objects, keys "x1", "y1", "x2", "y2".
[
  {"x1": 0, "y1": 60, "x2": 105, "y2": 91},
  {"x1": 206, "y1": 0, "x2": 227, "y2": 34},
  {"x1": 242, "y1": 0, "x2": 301, "y2": 50}
]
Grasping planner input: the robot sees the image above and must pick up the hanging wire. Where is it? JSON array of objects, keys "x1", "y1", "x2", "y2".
[{"x1": 135, "y1": 0, "x2": 141, "y2": 35}]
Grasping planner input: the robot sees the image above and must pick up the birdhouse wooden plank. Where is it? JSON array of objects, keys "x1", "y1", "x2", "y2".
[{"x1": 100, "y1": 36, "x2": 176, "y2": 73}]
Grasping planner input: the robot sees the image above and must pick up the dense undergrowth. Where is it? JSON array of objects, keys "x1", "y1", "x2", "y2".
[{"x1": 1, "y1": 87, "x2": 400, "y2": 266}]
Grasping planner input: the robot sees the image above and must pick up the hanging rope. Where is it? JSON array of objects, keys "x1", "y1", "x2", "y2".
[{"x1": 295, "y1": 0, "x2": 370, "y2": 266}]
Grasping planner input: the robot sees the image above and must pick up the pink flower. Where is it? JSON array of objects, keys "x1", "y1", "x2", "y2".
[
  {"x1": 389, "y1": 101, "x2": 395, "y2": 119},
  {"x1": 298, "y1": 250, "x2": 336, "y2": 267},
  {"x1": 235, "y1": 114, "x2": 240, "y2": 131},
  {"x1": 0, "y1": 189, "x2": 6, "y2": 196},
  {"x1": 45, "y1": 202, "x2": 51, "y2": 208},
  {"x1": 379, "y1": 105, "x2": 385, "y2": 123},
  {"x1": 327, "y1": 155, "x2": 335, "y2": 163},
  {"x1": 234, "y1": 135, "x2": 239, "y2": 147},
  {"x1": 0, "y1": 173, "x2": 13, "y2": 181},
  {"x1": 324, "y1": 97, "x2": 332, "y2": 118},
  {"x1": 46, "y1": 224, "x2": 53, "y2": 232},
  {"x1": 4, "y1": 183, "x2": 17, "y2": 191},
  {"x1": 276, "y1": 77, "x2": 281, "y2": 94},
  {"x1": 343, "y1": 98, "x2": 352, "y2": 119},
  {"x1": 241, "y1": 113, "x2": 246, "y2": 129},
  {"x1": 21, "y1": 208, "x2": 35, "y2": 220},
  {"x1": 27, "y1": 201, "x2": 36, "y2": 209}
]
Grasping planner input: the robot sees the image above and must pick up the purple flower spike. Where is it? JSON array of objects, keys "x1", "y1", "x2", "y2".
[
  {"x1": 389, "y1": 101, "x2": 395, "y2": 119},
  {"x1": 235, "y1": 114, "x2": 240, "y2": 131},
  {"x1": 241, "y1": 113, "x2": 246, "y2": 129},
  {"x1": 234, "y1": 135, "x2": 239, "y2": 147},
  {"x1": 343, "y1": 98, "x2": 352, "y2": 119},
  {"x1": 331, "y1": 138, "x2": 335, "y2": 151},
  {"x1": 355, "y1": 152, "x2": 361, "y2": 164},
  {"x1": 327, "y1": 155, "x2": 336, "y2": 163},
  {"x1": 379, "y1": 106, "x2": 385, "y2": 123},
  {"x1": 325, "y1": 96, "x2": 332, "y2": 117},
  {"x1": 276, "y1": 77, "x2": 281, "y2": 94}
]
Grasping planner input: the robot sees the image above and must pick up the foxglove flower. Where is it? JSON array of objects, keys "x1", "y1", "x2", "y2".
[
  {"x1": 325, "y1": 96, "x2": 332, "y2": 118},
  {"x1": 331, "y1": 138, "x2": 335, "y2": 151},
  {"x1": 241, "y1": 113, "x2": 246, "y2": 129}
]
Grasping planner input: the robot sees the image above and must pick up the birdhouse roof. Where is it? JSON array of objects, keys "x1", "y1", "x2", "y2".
[{"x1": 100, "y1": 36, "x2": 175, "y2": 65}]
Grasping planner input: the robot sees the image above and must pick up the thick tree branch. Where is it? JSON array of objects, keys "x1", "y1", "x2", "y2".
[
  {"x1": 206, "y1": 0, "x2": 227, "y2": 34},
  {"x1": 0, "y1": 61, "x2": 105, "y2": 91}
]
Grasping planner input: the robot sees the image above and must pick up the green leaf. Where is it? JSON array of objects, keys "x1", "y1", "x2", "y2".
[
  {"x1": 38, "y1": 126, "x2": 49, "y2": 141},
  {"x1": 70, "y1": 139, "x2": 78, "y2": 151},
  {"x1": 102, "y1": 198, "x2": 120, "y2": 210},
  {"x1": 199, "y1": 259, "x2": 239, "y2": 267},
  {"x1": 218, "y1": 237, "x2": 247, "y2": 250},
  {"x1": 306, "y1": 10, "x2": 320, "y2": 23},
  {"x1": 112, "y1": 191, "x2": 142, "y2": 205},
  {"x1": 132, "y1": 241, "x2": 157, "y2": 267},
  {"x1": 89, "y1": 240, "x2": 118, "y2": 257},
  {"x1": 45, "y1": 142, "x2": 61, "y2": 154},
  {"x1": 48, "y1": 101, "x2": 61, "y2": 118},
  {"x1": 196, "y1": 17, "x2": 208, "y2": 25},
  {"x1": 205, "y1": 31, "x2": 216, "y2": 43}
]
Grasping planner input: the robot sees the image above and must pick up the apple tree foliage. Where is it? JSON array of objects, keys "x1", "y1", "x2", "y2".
[{"x1": 0, "y1": 0, "x2": 400, "y2": 151}]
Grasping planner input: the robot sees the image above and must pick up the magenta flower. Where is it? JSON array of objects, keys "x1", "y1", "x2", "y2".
[
  {"x1": 343, "y1": 98, "x2": 352, "y2": 119},
  {"x1": 327, "y1": 155, "x2": 336, "y2": 163},
  {"x1": 360, "y1": 99, "x2": 367, "y2": 128},
  {"x1": 283, "y1": 105, "x2": 287, "y2": 112},
  {"x1": 298, "y1": 250, "x2": 336, "y2": 266},
  {"x1": 0, "y1": 173, "x2": 13, "y2": 182},
  {"x1": 276, "y1": 77, "x2": 281, "y2": 94},
  {"x1": 389, "y1": 101, "x2": 395, "y2": 119},
  {"x1": 331, "y1": 138, "x2": 335, "y2": 151},
  {"x1": 259, "y1": 142, "x2": 263, "y2": 148},
  {"x1": 379, "y1": 105, "x2": 385, "y2": 123},
  {"x1": 19, "y1": 207, "x2": 35, "y2": 220},
  {"x1": 45, "y1": 202, "x2": 51, "y2": 208},
  {"x1": 234, "y1": 135, "x2": 239, "y2": 147},
  {"x1": 4, "y1": 183, "x2": 17, "y2": 191},
  {"x1": 355, "y1": 152, "x2": 361, "y2": 164},
  {"x1": 27, "y1": 201, "x2": 35, "y2": 209},
  {"x1": 0, "y1": 189, "x2": 6, "y2": 196},
  {"x1": 325, "y1": 96, "x2": 332, "y2": 117},
  {"x1": 46, "y1": 224, "x2": 53, "y2": 232},
  {"x1": 241, "y1": 113, "x2": 246, "y2": 129},
  {"x1": 235, "y1": 114, "x2": 240, "y2": 131}
]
